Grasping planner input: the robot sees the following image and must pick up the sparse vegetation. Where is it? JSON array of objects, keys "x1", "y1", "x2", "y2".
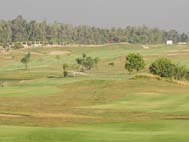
[{"x1": 76, "y1": 53, "x2": 99, "y2": 72}]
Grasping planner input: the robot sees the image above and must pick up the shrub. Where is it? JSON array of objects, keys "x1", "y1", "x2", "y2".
[
  {"x1": 149, "y1": 58, "x2": 189, "y2": 80},
  {"x1": 63, "y1": 71, "x2": 69, "y2": 78},
  {"x1": 76, "y1": 53, "x2": 99, "y2": 72},
  {"x1": 12, "y1": 43, "x2": 24, "y2": 49},
  {"x1": 108, "y1": 62, "x2": 115, "y2": 67},
  {"x1": 125, "y1": 53, "x2": 145, "y2": 73},
  {"x1": 149, "y1": 58, "x2": 175, "y2": 78},
  {"x1": 62, "y1": 63, "x2": 69, "y2": 78},
  {"x1": 173, "y1": 64, "x2": 188, "y2": 80},
  {"x1": 134, "y1": 73, "x2": 162, "y2": 80}
]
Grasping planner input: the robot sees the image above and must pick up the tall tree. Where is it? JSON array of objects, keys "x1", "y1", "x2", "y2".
[{"x1": 21, "y1": 52, "x2": 31, "y2": 70}]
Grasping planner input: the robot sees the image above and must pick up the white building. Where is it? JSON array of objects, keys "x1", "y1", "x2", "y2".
[{"x1": 166, "y1": 40, "x2": 173, "y2": 45}]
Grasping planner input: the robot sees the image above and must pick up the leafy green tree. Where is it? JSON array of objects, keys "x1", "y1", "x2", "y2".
[
  {"x1": 149, "y1": 58, "x2": 175, "y2": 78},
  {"x1": 21, "y1": 52, "x2": 31, "y2": 70},
  {"x1": 125, "y1": 53, "x2": 145, "y2": 73}
]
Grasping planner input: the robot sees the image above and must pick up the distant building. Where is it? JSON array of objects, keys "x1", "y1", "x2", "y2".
[{"x1": 166, "y1": 40, "x2": 173, "y2": 45}]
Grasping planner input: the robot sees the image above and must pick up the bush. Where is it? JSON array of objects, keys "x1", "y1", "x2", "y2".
[
  {"x1": 173, "y1": 64, "x2": 188, "y2": 80},
  {"x1": 76, "y1": 53, "x2": 99, "y2": 72},
  {"x1": 125, "y1": 53, "x2": 145, "y2": 73},
  {"x1": 63, "y1": 71, "x2": 69, "y2": 78},
  {"x1": 12, "y1": 43, "x2": 24, "y2": 49},
  {"x1": 149, "y1": 58, "x2": 189, "y2": 80},
  {"x1": 108, "y1": 62, "x2": 115, "y2": 67},
  {"x1": 149, "y1": 58, "x2": 175, "y2": 78},
  {"x1": 62, "y1": 63, "x2": 69, "y2": 78}
]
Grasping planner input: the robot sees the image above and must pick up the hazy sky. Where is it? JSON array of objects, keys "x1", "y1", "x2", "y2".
[{"x1": 0, "y1": 0, "x2": 188, "y2": 32}]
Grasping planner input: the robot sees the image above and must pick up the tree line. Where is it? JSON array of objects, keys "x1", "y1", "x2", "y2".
[{"x1": 0, "y1": 15, "x2": 188, "y2": 45}]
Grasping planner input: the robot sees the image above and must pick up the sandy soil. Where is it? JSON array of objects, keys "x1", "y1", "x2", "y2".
[
  {"x1": 48, "y1": 51, "x2": 71, "y2": 55},
  {"x1": 31, "y1": 52, "x2": 44, "y2": 56},
  {"x1": 0, "y1": 114, "x2": 27, "y2": 118}
]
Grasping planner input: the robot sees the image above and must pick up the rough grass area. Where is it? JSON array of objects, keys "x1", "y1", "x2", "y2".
[{"x1": 1, "y1": 43, "x2": 189, "y2": 141}]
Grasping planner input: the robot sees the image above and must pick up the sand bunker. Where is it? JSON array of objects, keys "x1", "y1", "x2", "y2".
[
  {"x1": 0, "y1": 113, "x2": 27, "y2": 118},
  {"x1": 31, "y1": 52, "x2": 43, "y2": 56},
  {"x1": 168, "y1": 54, "x2": 177, "y2": 56},
  {"x1": 142, "y1": 45, "x2": 149, "y2": 49},
  {"x1": 69, "y1": 71, "x2": 89, "y2": 76},
  {"x1": 48, "y1": 51, "x2": 71, "y2": 55},
  {"x1": 183, "y1": 49, "x2": 189, "y2": 52}
]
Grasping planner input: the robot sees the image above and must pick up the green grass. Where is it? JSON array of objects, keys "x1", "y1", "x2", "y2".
[
  {"x1": 1, "y1": 43, "x2": 189, "y2": 141},
  {"x1": 1, "y1": 120, "x2": 189, "y2": 142},
  {"x1": 0, "y1": 86, "x2": 62, "y2": 97}
]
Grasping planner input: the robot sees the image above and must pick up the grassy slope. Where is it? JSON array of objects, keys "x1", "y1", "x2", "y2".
[{"x1": 0, "y1": 43, "x2": 189, "y2": 141}]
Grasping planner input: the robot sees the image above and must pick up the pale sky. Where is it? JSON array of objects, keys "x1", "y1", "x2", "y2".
[{"x1": 0, "y1": 0, "x2": 188, "y2": 32}]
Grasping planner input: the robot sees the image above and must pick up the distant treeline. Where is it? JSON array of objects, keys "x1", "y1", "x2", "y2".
[{"x1": 0, "y1": 15, "x2": 188, "y2": 44}]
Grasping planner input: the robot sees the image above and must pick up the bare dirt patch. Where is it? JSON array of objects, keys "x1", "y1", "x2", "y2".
[
  {"x1": 142, "y1": 45, "x2": 149, "y2": 49},
  {"x1": 0, "y1": 113, "x2": 27, "y2": 118},
  {"x1": 183, "y1": 49, "x2": 189, "y2": 52},
  {"x1": 48, "y1": 51, "x2": 71, "y2": 55},
  {"x1": 69, "y1": 71, "x2": 90, "y2": 76},
  {"x1": 36, "y1": 113, "x2": 96, "y2": 119},
  {"x1": 167, "y1": 53, "x2": 177, "y2": 56},
  {"x1": 168, "y1": 53, "x2": 189, "y2": 56},
  {"x1": 31, "y1": 52, "x2": 44, "y2": 56}
]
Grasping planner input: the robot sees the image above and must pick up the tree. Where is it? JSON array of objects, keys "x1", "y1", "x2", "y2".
[
  {"x1": 125, "y1": 53, "x2": 145, "y2": 73},
  {"x1": 76, "y1": 53, "x2": 99, "y2": 72},
  {"x1": 84, "y1": 56, "x2": 95, "y2": 70},
  {"x1": 149, "y1": 58, "x2": 175, "y2": 78},
  {"x1": 0, "y1": 16, "x2": 188, "y2": 45},
  {"x1": 21, "y1": 52, "x2": 31, "y2": 70},
  {"x1": 62, "y1": 63, "x2": 69, "y2": 78},
  {"x1": 180, "y1": 33, "x2": 188, "y2": 42}
]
